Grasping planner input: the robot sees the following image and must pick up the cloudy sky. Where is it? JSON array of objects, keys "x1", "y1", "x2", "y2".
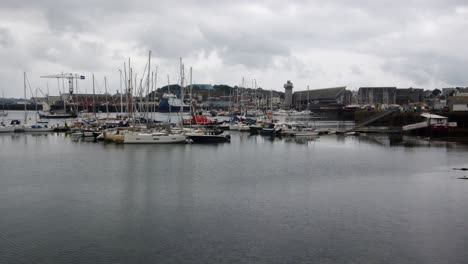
[{"x1": 1, "y1": 0, "x2": 467, "y2": 97}]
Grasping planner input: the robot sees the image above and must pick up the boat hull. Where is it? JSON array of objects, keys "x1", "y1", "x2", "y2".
[
  {"x1": 187, "y1": 134, "x2": 230, "y2": 143},
  {"x1": 0, "y1": 126, "x2": 15, "y2": 133},
  {"x1": 38, "y1": 112, "x2": 77, "y2": 119},
  {"x1": 124, "y1": 133, "x2": 186, "y2": 144},
  {"x1": 22, "y1": 127, "x2": 54, "y2": 132}
]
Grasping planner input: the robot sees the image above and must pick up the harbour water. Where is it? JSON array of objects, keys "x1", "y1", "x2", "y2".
[{"x1": 1, "y1": 112, "x2": 468, "y2": 263}]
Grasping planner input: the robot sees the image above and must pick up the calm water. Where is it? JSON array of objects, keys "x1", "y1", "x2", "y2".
[{"x1": 1, "y1": 116, "x2": 468, "y2": 263}]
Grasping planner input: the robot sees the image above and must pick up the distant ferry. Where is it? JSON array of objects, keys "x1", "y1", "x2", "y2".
[{"x1": 158, "y1": 93, "x2": 190, "y2": 112}]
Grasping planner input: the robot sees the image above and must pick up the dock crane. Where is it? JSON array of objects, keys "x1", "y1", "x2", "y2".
[
  {"x1": 40, "y1": 73, "x2": 85, "y2": 95},
  {"x1": 40, "y1": 73, "x2": 85, "y2": 114}
]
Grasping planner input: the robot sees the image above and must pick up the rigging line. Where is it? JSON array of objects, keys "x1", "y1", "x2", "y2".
[{"x1": 25, "y1": 74, "x2": 37, "y2": 103}]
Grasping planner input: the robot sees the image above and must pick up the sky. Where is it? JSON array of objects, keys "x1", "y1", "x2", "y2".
[{"x1": 0, "y1": 0, "x2": 467, "y2": 97}]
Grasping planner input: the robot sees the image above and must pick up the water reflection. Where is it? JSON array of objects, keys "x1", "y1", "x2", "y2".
[
  {"x1": 283, "y1": 135, "x2": 319, "y2": 145},
  {"x1": 2, "y1": 129, "x2": 468, "y2": 263}
]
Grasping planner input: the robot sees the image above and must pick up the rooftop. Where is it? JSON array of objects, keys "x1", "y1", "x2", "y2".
[{"x1": 294, "y1": 86, "x2": 346, "y2": 100}]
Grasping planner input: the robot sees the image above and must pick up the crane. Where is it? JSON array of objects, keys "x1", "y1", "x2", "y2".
[{"x1": 40, "y1": 73, "x2": 85, "y2": 95}]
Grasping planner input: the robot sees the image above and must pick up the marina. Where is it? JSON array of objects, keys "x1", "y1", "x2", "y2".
[{"x1": 2, "y1": 1, "x2": 468, "y2": 262}]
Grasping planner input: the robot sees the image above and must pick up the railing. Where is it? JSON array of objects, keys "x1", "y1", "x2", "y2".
[
  {"x1": 353, "y1": 110, "x2": 394, "y2": 129},
  {"x1": 402, "y1": 121, "x2": 429, "y2": 131}
]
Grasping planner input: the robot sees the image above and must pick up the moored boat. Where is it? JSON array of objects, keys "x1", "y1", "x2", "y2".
[
  {"x1": 124, "y1": 131, "x2": 187, "y2": 144},
  {"x1": 22, "y1": 124, "x2": 55, "y2": 132},
  {"x1": 38, "y1": 111, "x2": 77, "y2": 119},
  {"x1": 0, "y1": 124, "x2": 15, "y2": 133}
]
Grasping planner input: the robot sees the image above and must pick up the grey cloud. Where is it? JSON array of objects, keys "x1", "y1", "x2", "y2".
[
  {"x1": 382, "y1": 54, "x2": 468, "y2": 86},
  {"x1": 350, "y1": 65, "x2": 362, "y2": 75},
  {"x1": 0, "y1": 27, "x2": 13, "y2": 47},
  {"x1": 1, "y1": 0, "x2": 468, "y2": 96},
  {"x1": 199, "y1": 26, "x2": 290, "y2": 68}
]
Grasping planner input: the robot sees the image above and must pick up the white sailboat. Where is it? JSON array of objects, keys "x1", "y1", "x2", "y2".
[
  {"x1": 22, "y1": 73, "x2": 54, "y2": 133},
  {"x1": 124, "y1": 54, "x2": 187, "y2": 144},
  {"x1": 124, "y1": 131, "x2": 186, "y2": 144}
]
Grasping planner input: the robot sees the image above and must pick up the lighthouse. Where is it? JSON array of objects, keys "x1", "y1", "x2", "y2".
[{"x1": 284, "y1": 80, "x2": 293, "y2": 109}]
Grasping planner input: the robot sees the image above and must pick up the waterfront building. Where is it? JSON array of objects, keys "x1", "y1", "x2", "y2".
[
  {"x1": 358, "y1": 87, "x2": 397, "y2": 105},
  {"x1": 448, "y1": 89, "x2": 468, "y2": 111},
  {"x1": 293, "y1": 86, "x2": 347, "y2": 110},
  {"x1": 396, "y1": 88, "x2": 424, "y2": 105}
]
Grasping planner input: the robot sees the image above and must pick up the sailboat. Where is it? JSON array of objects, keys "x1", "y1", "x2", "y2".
[
  {"x1": 123, "y1": 54, "x2": 187, "y2": 144},
  {"x1": 21, "y1": 73, "x2": 54, "y2": 132},
  {"x1": 123, "y1": 130, "x2": 187, "y2": 144}
]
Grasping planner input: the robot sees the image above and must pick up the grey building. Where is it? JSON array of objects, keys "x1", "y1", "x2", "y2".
[
  {"x1": 293, "y1": 86, "x2": 347, "y2": 110},
  {"x1": 396, "y1": 88, "x2": 424, "y2": 105},
  {"x1": 358, "y1": 87, "x2": 397, "y2": 105}
]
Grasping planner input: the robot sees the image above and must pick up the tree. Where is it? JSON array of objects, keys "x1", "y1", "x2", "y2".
[{"x1": 432, "y1": 89, "x2": 441, "y2": 97}]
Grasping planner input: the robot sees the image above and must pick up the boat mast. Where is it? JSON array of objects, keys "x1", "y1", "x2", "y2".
[
  {"x1": 189, "y1": 67, "x2": 193, "y2": 128},
  {"x1": 307, "y1": 85, "x2": 310, "y2": 111},
  {"x1": 119, "y1": 69, "x2": 123, "y2": 118},
  {"x1": 179, "y1": 57, "x2": 184, "y2": 127},
  {"x1": 1, "y1": 90, "x2": 4, "y2": 121},
  {"x1": 123, "y1": 62, "x2": 128, "y2": 116},
  {"x1": 92, "y1": 74, "x2": 96, "y2": 118},
  {"x1": 104, "y1": 76, "x2": 109, "y2": 117},
  {"x1": 255, "y1": 79, "x2": 258, "y2": 112},
  {"x1": 62, "y1": 75, "x2": 67, "y2": 114},
  {"x1": 153, "y1": 66, "x2": 158, "y2": 120},
  {"x1": 1, "y1": 90, "x2": 4, "y2": 123},
  {"x1": 147, "y1": 51, "x2": 151, "y2": 120},
  {"x1": 35, "y1": 88, "x2": 38, "y2": 123},
  {"x1": 167, "y1": 75, "x2": 171, "y2": 123},
  {"x1": 190, "y1": 67, "x2": 193, "y2": 115},
  {"x1": 241, "y1": 77, "x2": 244, "y2": 116},
  {"x1": 270, "y1": 86, "x2": 273, "y2": 115},
  {"x1": 24, "y1": 72, "x2": 27, "y2": 124}
]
